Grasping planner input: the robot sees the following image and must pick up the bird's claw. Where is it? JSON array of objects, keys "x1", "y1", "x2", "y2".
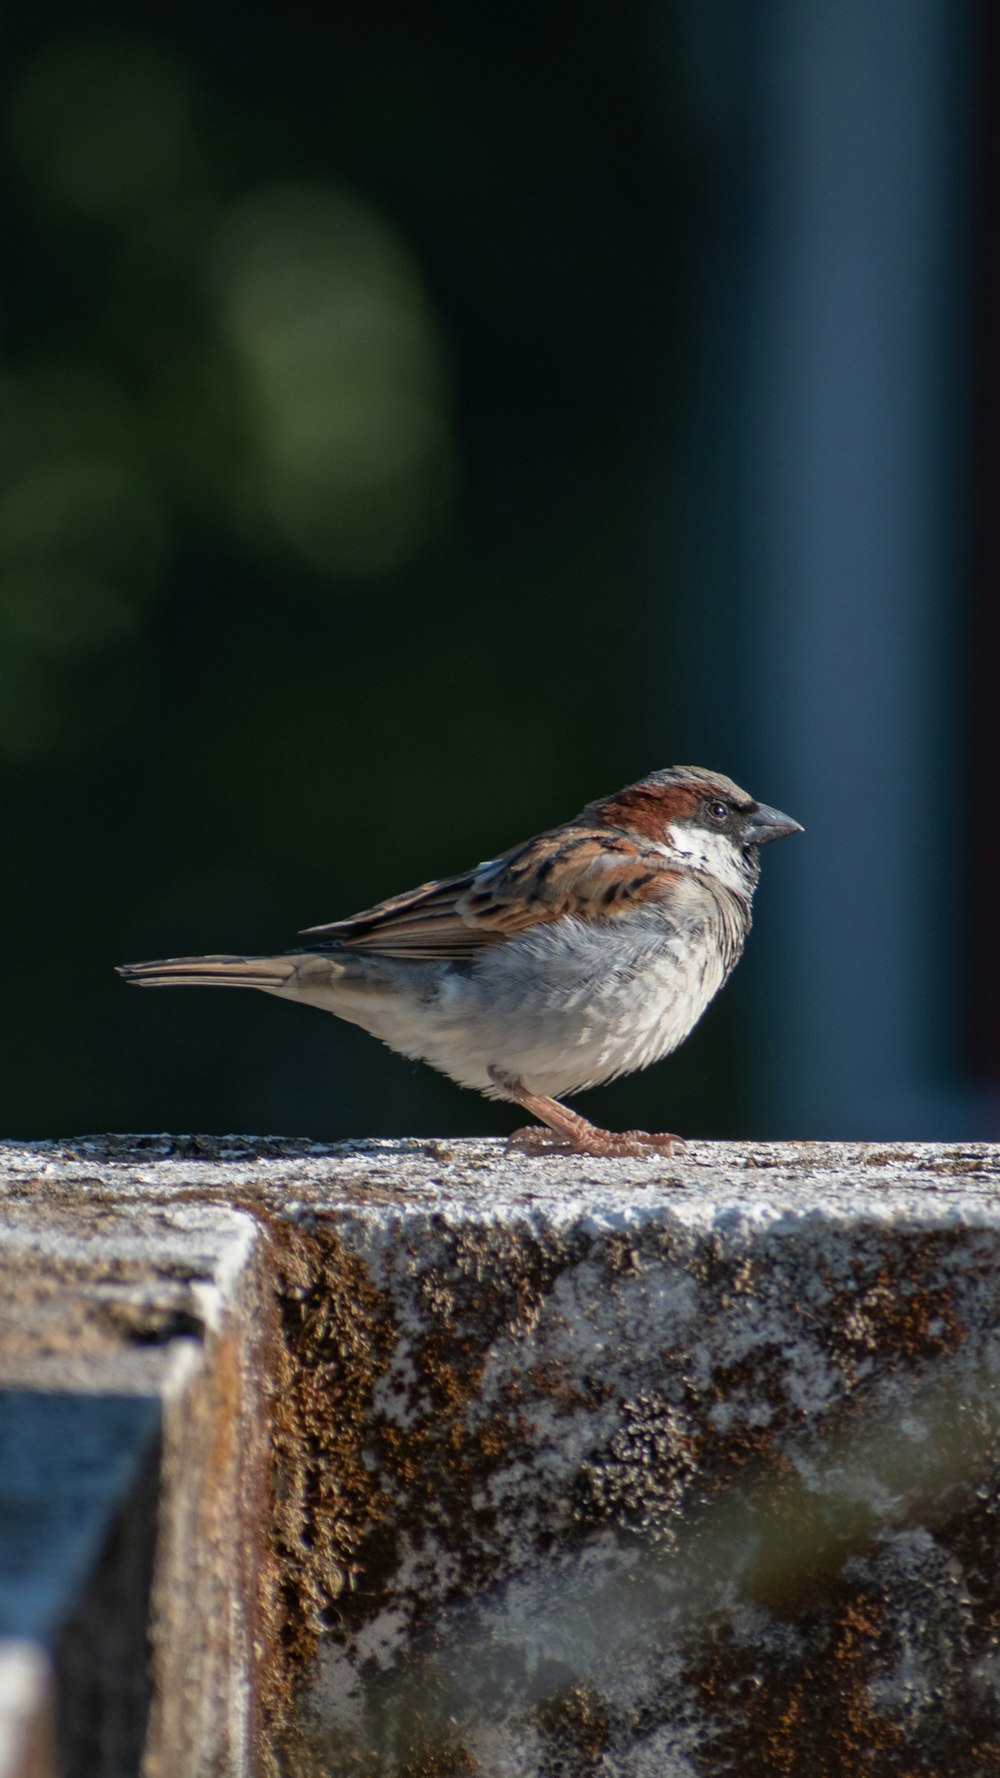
[{"x1": 507, "y1": 1125, "x2": 685, "y2": 1160}]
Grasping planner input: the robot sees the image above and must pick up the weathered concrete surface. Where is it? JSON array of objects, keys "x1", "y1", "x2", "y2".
[
  {"x1": 0, "y1": 1644, "x2": 55, "y2": 1778},
  {"x1": 3, "y1": 1136, "x2": 1000, "y2": 1776},
  {"x1": 0, "y1": 1146, "x2": 280, "y2": 1777},
  {"x1": 0, "y1": 1390, "x2": 160, "y2": 1777}
]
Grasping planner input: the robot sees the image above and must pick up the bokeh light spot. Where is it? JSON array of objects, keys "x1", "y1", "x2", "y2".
[
  {"x1": 0, "y1": 566, "x2": 141, "y2": 654},
  {"x1": 8, "y1": 34, "x2": 200, "y2": 219},
  {"x1": 0, "y1": 366, "x2": 167, "y2": 756},
  {"x1": 0, "y1": 645, "x2": 64, "y2": 760},
  {"x1": 210, "y1": 182, "x2": 456, "y2": 577},
  {"x1": 0, "y1": 429, "x2": 166, "y2": 722},
  {"x1": 0, "y1": 364, "x2": 137, "y2": 478},
  {"x1": 0, "y1": 451, "x2": 165, "y2": 590}
]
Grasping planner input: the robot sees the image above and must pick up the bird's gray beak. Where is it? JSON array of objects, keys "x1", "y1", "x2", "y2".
[{"x1": 744, "y1": 803, "x2": 803, "y2": 845}]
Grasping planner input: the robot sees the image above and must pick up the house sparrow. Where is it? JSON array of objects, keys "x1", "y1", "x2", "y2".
[{"x1": 118, "y1": 766, "x2": 801, "y2": 1157}]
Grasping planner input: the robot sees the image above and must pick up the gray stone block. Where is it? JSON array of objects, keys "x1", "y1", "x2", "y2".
[
  {"x1": 2, "y1": 1136, "x2": 1000, "y2": 1775},
  {"x1": 0, "y1": 1145, "x2": 278, "y2": 1777},
  {"x1": 0, "y1": 1391, "x2": 159, "y2": 1778},
  {"x1": 0, "y1": 1644, "x2": 56, "y2": 1778}
]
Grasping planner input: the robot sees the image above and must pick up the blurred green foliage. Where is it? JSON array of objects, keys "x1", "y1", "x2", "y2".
[{"x1": 1, "y1": 3, "x2": 745, "y2": 1140}]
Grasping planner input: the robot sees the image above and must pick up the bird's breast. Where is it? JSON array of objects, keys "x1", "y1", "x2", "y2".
[
  {"x1": 448, "y1": 899, "x2": 738, "y2": 1097},
  {"x1": 315, "y1": 890, "x2": 748, "y2": 1102}
]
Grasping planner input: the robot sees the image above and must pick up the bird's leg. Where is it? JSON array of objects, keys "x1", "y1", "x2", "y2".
[{"x1": 490, "y1": 1070, "x2": 683, "y2": 1159}]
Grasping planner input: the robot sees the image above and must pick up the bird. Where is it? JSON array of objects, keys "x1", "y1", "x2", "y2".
[{"x1": 118, "y1": 766, "x2": 801, "y2": 1157}]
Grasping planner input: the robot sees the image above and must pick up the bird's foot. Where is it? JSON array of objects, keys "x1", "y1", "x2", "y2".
[
  {"x1": 507, "y1": 1123, "x2": 684, "y2": 1159},
  {"x1": 492, "y1": 1070, "x2": 684, "y2": 1161},
  {"x1": 588, "y1": 1128, "x2": 685, "y2": 1158},
  {"x1": 507, "y1": 1125, "x2": 571, "y2": 1154}
]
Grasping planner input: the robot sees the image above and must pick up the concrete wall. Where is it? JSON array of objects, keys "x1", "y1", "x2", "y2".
[{"x1": 1, "y1": 1135, "x2": 999, "y2": 1774}]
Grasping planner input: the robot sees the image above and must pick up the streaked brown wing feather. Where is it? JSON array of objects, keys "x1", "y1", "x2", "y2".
[
  {"x1": 299, "y1": 827, "x2": 680, "y2": 961},
  {"x1": 301, "y1": 870, "x2": 492, "y2": 960}
]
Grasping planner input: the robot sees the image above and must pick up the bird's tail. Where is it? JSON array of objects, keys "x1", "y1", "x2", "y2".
[{"x1": 117, "y1": 954, "x2": 300, "y2": 992}]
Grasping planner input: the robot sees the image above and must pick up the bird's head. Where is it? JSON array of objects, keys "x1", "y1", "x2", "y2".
[{"x1": 588, "y1": 765, "x2": 802, "y2": 898}]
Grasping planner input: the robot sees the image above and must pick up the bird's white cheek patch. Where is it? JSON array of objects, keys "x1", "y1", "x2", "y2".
[
  {"x1": 664, "y1": 825, "x2": 703, "y2": 864},
  {"x1": 664, "y1": 825, "x2": 746, "y2": 892}
]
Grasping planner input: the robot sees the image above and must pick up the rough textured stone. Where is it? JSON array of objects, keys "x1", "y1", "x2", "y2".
[
  {"x1": 0, "y1": 1645, "x2": 56, "y2": 1778},
  {"x1": 3, "y1": 1136, "x2": 1000, "y2": 1775},
  {"x1": 0, "y1": 1390, "x2": 160, "y2": 1776},
  {"x1": 0, "y1": 1147, "x2": 280, "y2": 1777}
]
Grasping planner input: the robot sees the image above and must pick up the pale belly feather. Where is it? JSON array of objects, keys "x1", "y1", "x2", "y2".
[{"x1": 313, "y1": 907, "x2": 735, "y2": 1102}]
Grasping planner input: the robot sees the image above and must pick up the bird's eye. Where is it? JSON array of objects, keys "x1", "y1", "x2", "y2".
[{"x1": 706, "y1": 800, "x2": 730, "y2": 824}]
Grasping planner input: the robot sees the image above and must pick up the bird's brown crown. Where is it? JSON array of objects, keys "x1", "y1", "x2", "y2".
[{"x1": 586, "y1": 766, "x2": 754, "y2": 842}]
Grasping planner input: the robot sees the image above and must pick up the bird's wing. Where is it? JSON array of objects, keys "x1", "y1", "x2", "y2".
[{"x1": 299, "y1": 827, "x2": 681, "y2": 961}]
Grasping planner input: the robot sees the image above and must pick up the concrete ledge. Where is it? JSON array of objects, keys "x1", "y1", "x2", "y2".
[
  {"x1": 0, "y1": 1389, "x2": 159, "y2": 1777},
  {"x1": 0, "y1": 1645, "x2": 55, "y2": 1778},
  {"x1": 0, "y1": 1146, "x2": 279, "y2": 1776},
  {"x1": 2, "y1": 1137, "x2": 1000, "y2": 1774}
]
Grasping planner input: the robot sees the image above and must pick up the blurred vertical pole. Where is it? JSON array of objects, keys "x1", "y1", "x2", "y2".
[
  {"x1": 653, "y1": 0, "x2": 973, "y2": 1136},
  {"x1": 968, "y1": 0, "x2": 1000, "y2": 1089}
]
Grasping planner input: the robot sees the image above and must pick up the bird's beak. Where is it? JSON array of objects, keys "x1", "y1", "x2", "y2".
[{"x1": 744, "y1": 803, "x2": 803, "y2": 845}]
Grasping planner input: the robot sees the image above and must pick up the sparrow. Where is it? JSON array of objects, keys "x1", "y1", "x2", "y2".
[{"x1": 118, "y1": 766, "x2": 801, "y2": 1157}]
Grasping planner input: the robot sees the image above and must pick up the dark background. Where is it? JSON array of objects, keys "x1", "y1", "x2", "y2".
[{"x1": 1, "y1": 3, "x2": 993, "y2": 1142}]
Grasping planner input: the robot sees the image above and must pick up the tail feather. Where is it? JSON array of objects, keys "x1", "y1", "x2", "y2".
[{"x1": 117, "y1": 954, "x2": 298, "y2": 992}]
